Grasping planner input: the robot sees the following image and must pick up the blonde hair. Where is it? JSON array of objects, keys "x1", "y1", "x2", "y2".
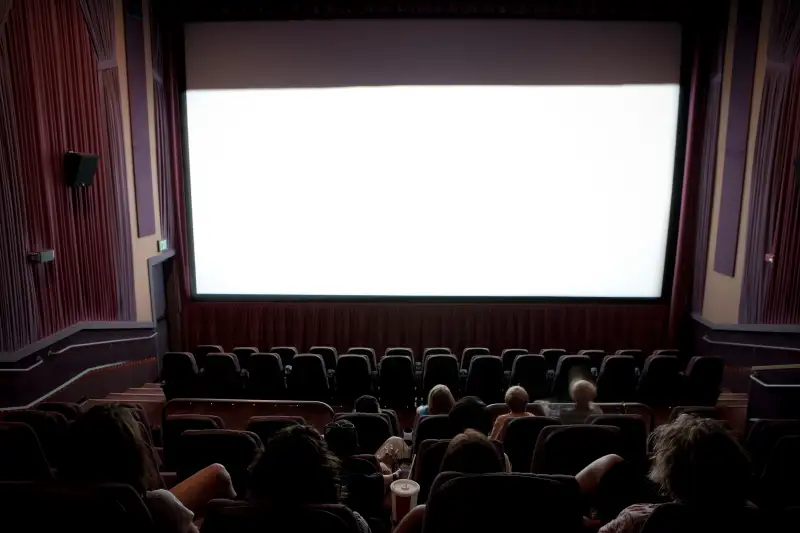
[
  {"x1": 504, "y1": 386, "x2": 529, "y2": 413},
  {"x1": 428, "y1": 384, "x2": 455, "y2": 415},
  {"x1": 569, "y1": 379, "x2": 596, "y2": 406}
]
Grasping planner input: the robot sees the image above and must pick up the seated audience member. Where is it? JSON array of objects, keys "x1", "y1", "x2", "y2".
[
  {"x1": 248, "y1": 424, "x2": 371, "y2": 532},
  {"x1": 325, "y1": 420, "x2": 406, "y2": 519},
  {"x1": 490, "y1": 385, "x2": 532, "y2": 441},
  {"x1": 593, "y1": 414, "x2": 751, "y2": 533},
  {"x1": 394, "y1": 430, "x2": 507, "y2": 533},
  {"x1": 416, "y1": 384, "x2": 456, "y2": 419},
  {"x1": 558, "y1": 379, "x2": 603, "y2": 424},
  {"x1": 60, "y1": 404, "x2": 235, "y2": 533},
  {"x1": 448, "y1": 395, "x2": 493, "y2": 435},
  {"x1": 354, "y1": 395, "x2": 382, "y2": 414}
]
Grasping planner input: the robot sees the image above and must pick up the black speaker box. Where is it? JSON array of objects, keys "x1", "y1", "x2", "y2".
[{"x1": 64, "y1": 152, "x2": 99, "y2": 188}]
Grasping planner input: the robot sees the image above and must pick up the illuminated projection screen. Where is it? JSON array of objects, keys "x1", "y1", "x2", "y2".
[{"x1": 183, "y1": 20, "x2": 684, "y2": 298}]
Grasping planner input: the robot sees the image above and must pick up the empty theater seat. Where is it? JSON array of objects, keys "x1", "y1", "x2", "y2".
[
  {"x1": 385, "y1": 347, "x2": 413, "y2": 360},
  {"x1": 413, "y1": 415, "x2": 457, "y2": 454},
  {"x1": 595, "y1": 355, "x2": 637, "y2": 402},
  {"x1": 585, "y1": 414, "x2": 648, "y2": 466},
  {"x1": 460, "y1": 347, "x2": 491, "y2": 372},
  {"x1": 347, "y1": 347, "x2": 377, "y2": 372},
  {"x1": 578, "y1": 349, "x2": 606, "y2": 372},
  {"x1": 378, "y1": 355, "x2": 416, "y2": 409},
  {"x1": 636, "y1": 355, "x2": 681, "y2": 407},
  {"x1": 333, "y1": 413, "x2": 392, "y2": 454},
  {"x1": 201, "y1": 353, "x2": 246, "y2": 398},
  {"x1": 413, "y1": 438, "x2": 450, "y2": 503},
  {"x1": 193, "y1": 344, "x2": 224, "y2": 369},
  {"x1": 552, "y1": 355, "x2": 591, "y2": 400},
  {"x1": 682, "y1": 356, "x2": 724, "y2": 406},
  {"x1": 246, "y1": 416, "x2": 305, "y2": 445},
  {"x1": 0, "y1": 422, "x2": 54, "y2": 481},
  {"x1": 540, "y1": 348, "x2": 567, "y2": 371},
  {"x1": 745, "y1": 419, "x2": 800, "y2": 475},
  {"x1": 503, "y1": 416, "x2": 560, "y2": 473},
  {"x1": 423, "y1": 355, "x2": 460, "y2": 401},
  {"x1": 270, "y1": 346, "x2": 299, "y2": 368},
  {"x1": 465, "y1": 356, "x2": 505, "y2": 404},
  {"x1": 246, "y1": 352, "x2": 286, "y2": 399},
  {"x1": 423, "y1": 347, "x2": 452, "y2": 364},
  {"x1": 162, "y1": 414, "x2": 225, "y2": 470},
  {"x1": 509, "y1": 355, "x2": 549, "y2": 400},
  {"x1": 309, "y1": 346, "x2": 338, "y2": 373},
  {"x1": 232, "y1": 347, "x2": 259, "y2": 370},
  {"x1": 616, "y1": 348, "x2": 645, "y2": 368},
  {"x1": 501, "y1": 348, "x2": 528, "y2": 374},
  {"x1": 288, "y1": 354, "x2": 330, "y2": 401},
  {"x1": 161, "y1": 351, "x2": 200, "y2": 400},
  {"x1": 176, "y1": 429, "x2": 263, "y2": 495},
  {"x1": 531, "y1": 424, "x2": 621, "y2": 475},
  {"x1": 335, "y1": 355, "x2": 373, "y2": 404}
]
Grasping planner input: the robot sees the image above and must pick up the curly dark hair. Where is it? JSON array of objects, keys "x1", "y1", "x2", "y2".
[
  {"x1": 248, "y1": 424, "x2": 342, "y2": 506},
  {"x1": 649, "y1": 414, "x2": 751, "y2": 506},
  {"x1": 60, "y1": 404, "x2": 160, "y2": 494}
]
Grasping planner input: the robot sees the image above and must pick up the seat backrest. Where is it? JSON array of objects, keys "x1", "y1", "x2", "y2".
[
  {"x1": 288, "y1": 354, "x2": 330, "y2": 401},
  {"x1": 335, "y1": 355, "x2": 373, "y2": 402},
  {"x1": 465, "y1": 356, "x2": 504, "y2": 404},
  {"x1": 2, "y1": 410, "x2": 67, "y2": 467},
  {"x1": 423, "y1": 347, "x2": 452, "y2": 364},
  {"x1": 232, "y1": 347, "x2": 258, "y2": 369},
  {"x1": 510, "y1": 355, "x2": 549, "y2": 400},
  {"x1": 347, "y1": 347, "x2": 377, "y2": 371},
  {"x1": 162, "y1": 351, "x2": 199, "y2": 381},
  {"x1": 413, "y1": 415, "x2": 457, "y2": 454},
  {"x1": 36, "y1": 401, "x2": 83, "y2": 421},
  {"x1": 640, "y1": 502, "x2": 763, "y2": 533},
  {"x1": 503, "y1": 416, "x2": 560, "y2": 473},
  {"x1": 413, "y1": 439, "x2": 450, "y2": 503},
  {"x1": 203, "y1": 501, "x2": 362, "y2": 533},
  {"x1": 585, "y1": 414, "x2": 647, "y2": 465},
  {"x1": 378, "y1": 355, "x2": 416, "y2": 409},
  {"x1": 334, "y1": 413, "x2": 392, "y2": 455},
  {"x1": 668, "y1": 405, "x2": 718, "y2": 422},
  {"x1": 0, "y1": 422, "x2": 53, "y2": 481},
  {"x1": 422, "y1": 354, "x2": 459, "y2": 399},
  {"x1": 501, "y1": 348, "x2": 528, "y2": 373},
  {"x1": 177, "y1": 429, "x2": 263, "y2": 494},
  {"x1": 746, "y1": 419, "x2": 800, "y2": 474},
  {"x1": 616, "y1": 349, "x2": 645, "y2": 367},
  {"x1": 578, "y1": 350, "x2": 606, "y2": 370},
  {"x1": 309, "y1": 346, "x2": 338, "y2": 371},
  {"x1": 247, "y1": 353, "x2": 286, "y2": 398},
  {"x1": 246, "y1": 416, "x2": 305, "y2": 445},
  {"x1": 637, "y1": 355, "x2": 680, "y2": 406},
  {"x1": 162, "y1": 414, "x2": 224, "y2": 470},
  {"x1": 423, "y1": 473, "x2": 582, "y2": 533},
  {"x1": 531, "y1": 424, "x2": 621, "y2": 475},
  {"x1": 0, "y1": 481, "x2": 155, "y2": 533},
  {"x1": 193, "y1": 344, "x2": 224, "y2": 369},
  {"x1": 758, "y1": 435, "x2": 800, "y2": 509},
  {"x1": 539, "y1": 348, "x2": 567, "y2": 370},
  {"x1": 204, "y1": 353, "x2": 242, "y2": 382},
  {"x1": 683, "y1": 356, "x2": 724, "y2": 406},
  {"x1": 460, "y1": 347, "x2": 491, "y2": 371},
  {"x1": 270, "y1": 346, "x2": 299, "y2": 368},
  {"x1": 553, "y1": 355, "x2": 592, "y2": 400},
  {"x1": 653, "y1": 349, "x2": 680, "y2": 356},
  {"x1": 385, "y1": 347, "x2": 414, "y2": 360},
  {"x1": 596, "y1": 356, "x2": 637, "y2": 402}
]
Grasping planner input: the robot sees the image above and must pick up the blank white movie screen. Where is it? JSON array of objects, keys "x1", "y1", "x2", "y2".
[{"x1": 184, "y1": 20, "x2": 683, "y2": 298}]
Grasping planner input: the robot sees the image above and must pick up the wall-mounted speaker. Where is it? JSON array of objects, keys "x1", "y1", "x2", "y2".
[{"x1": 64, "y1": 152, "x2": 100, "y2": 188}]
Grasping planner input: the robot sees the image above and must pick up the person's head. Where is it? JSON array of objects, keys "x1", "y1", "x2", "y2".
[
  {"x1": 440, "y1": 429, "x2": 504, "y2": 474},
  {"x1": 248, "y1": 424, "x2": 341, "y2": 506},
  {"x1": 324, "y1": 419, "x2": 359, "y2": 460},
  {"x1": 504, "y1": 386, "x2": 529, "y2": 414},
  {"x1": 427, "y1": 384, "x2": 455, "y2": 415},
  {"x1": 570, "y1": 379, "x2": 596, "y2": 408},
  {"x1": 649, "y1": 414, "x2": 751, "y2": 506},
  {"x1": 60, "y1": 404, "x2": 159, "y2": 494},
  {"x1": 354, "y1": 395, "x2": 380, "y2": 414},
  {"x1": 448, "y1": 396, "x2": 492, "y2": 435}
]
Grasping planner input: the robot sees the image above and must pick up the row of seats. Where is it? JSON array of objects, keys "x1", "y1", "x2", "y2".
[{"x1": 163, "y1": 347, "x2": 724, "y2": 407}]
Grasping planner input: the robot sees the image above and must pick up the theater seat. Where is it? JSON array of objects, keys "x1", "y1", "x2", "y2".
[
  {"x1": 162, "y1": 414, "x2": 225, "y2": 470},
  {"x1": 745, "y1": 419, "x2": 800, "y2": 475},
  {"x1": 509, "y1": 355, "x2": 549, "y2": 400},
  {"x1": 539, "y1": 348, "x2": 567, "y2": 371},
  {"x1": 552, "y1": 355, "x2": 591, "y2": 400},
  {"x1": 3, "y1": 410, "x2": 67, "y2": 468},
  {"x1": 336, "y1": 354, "x2": 373, "y2": 404},
  {"x1": 201, "y1": 353, "x2": 246, "y2": 398},
  {"x1": 668, "y1": 405, "x2": 718, "y2": 421},
  {"x1": 422, "y1": 355, "x2": 459, "y2": 401},
  {"x1": 309, "y1": 346, "x2": 338, "y2": 373},
  {"x1": 640, "y1": 502, "x2": 765, "y2": 533},
  {"x1": 36, "y1": 401, "x2": 83, "y2": 421},
  {"x1": 203, "y1": 501, "x2": 364, "y2": 533},
  {"x1": 682, "y1": 356, "x2": 724, "y2": 406},
  {"x1": 578, "y1": 349, "x2": 606, "y2": 372},
  {"x1": 503, "y1": 416, "x2": 560, "y2": 473},
  {"x1": 637, "y1": 355, "x2": 681, "y2": 407},
  {"x1": 288, "y1": 354, "x2": 330, "y2": 401},
  {"x1": 460, "y1": 347, "x2": 491, "y2": 372},
  {"x1": 413, "y1": 439, "x2": 450, "y2": 503},
  {"x1": 616, "y1": 349, "x2": 645, "y2": 368},
  {"x1": 378, "y1": 355, "x2": 416, "y2": 409},
  {"x1": 270, "y1": 346, "x2": 299, "y2": 368},
  {"x1": 177, "y1": 429, "x2": 263, "y2": 496},
  {"x1": 193, "y1": 344, "x2": 224, "y2": 369},
  {"x1": 333, "y1": 413, "x2": 392, "y2": 455},
  {"x1": 531, "y1": 424, "x2": 621, "y2": 475},
  {"x1": 595, "y1": 356, "x2": 637, "y2": 402},
  {"x1": 756, "y1": 435, "x2": 800, "y2": 509},
  {"x1": 0, "y1": 422, "x2": 54, "y2": 481},
  {"x1": 247, "y1": 352, "x2": 286, "y2": 399},
  {"x1": 347, "y1": 347, "x2": 377, "y2": 372},
  {"x1": 423, "y1": 347, "x2": 452, "y2": 365},
  {"x1": 585, "y1": 414, "x2": 647, "y2": 467},
  {"x1": 501, "y1": 348, "x2": 528, "y2": 374},
  {"x1": 246, "y1": 416, "x2": 305, "y2": 445},
  {"x1": 465, "y1": 356, "x2": 504, "y2": 404},
  {"x1": 413, "y1": 415, "x2": 457, "y2": 454},
  {"x1": 232, "y1": 347, "x2": 259, "y2": 370},
  {"x1": 385, "y1": 347, "x2": 413, "y2": 360},
  {"x1": 161, "y1": 352, "x2": 200, "y2": 400}
]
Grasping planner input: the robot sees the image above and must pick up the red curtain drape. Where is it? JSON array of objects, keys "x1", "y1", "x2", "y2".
[
  {"x1": 0, "y1": 0, "x2": 133, "y2": 352},
  {"x1": 740, "y1": 0, "x2": 800, "y2": 324}
]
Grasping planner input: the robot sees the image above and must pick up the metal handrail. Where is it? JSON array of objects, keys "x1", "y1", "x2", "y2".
[{"x1": 702, "y1": 334, "x2": 800, "y2": 353}]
